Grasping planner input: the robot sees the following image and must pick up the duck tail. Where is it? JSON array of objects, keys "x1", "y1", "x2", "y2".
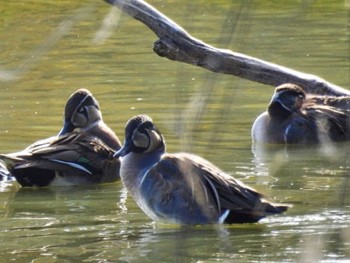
[
  {"x1": 0, "y1": 154, "x2": 18, "y2": 170},
  {"x1": 223, "y1": 201, "x2": 291, "y2": 224},
  {"x1": 265, "y1": 202, "x2": 290, "y2": 214}
]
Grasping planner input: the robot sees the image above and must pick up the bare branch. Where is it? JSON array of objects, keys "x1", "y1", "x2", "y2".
[{"x1": 104, "y1": 0, "x2": 350, "y2": 96}]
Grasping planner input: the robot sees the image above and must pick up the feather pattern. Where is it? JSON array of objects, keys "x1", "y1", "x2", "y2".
[
  {"x1": 115, "y1": 114, "x2": 289, "y2": 225},
  {"x1": 252, "y1": 83, "x2": 350, "y2": 144},
  {"x1": 1, "y1": 132, "x2": 119, "y2": 187},
  {"x1": 0, "y1": 89, "x2": 121, "y2": 187}
]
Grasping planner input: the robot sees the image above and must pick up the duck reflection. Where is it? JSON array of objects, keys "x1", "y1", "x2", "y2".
[
  {"x1": 251, "y1": 140, "x2": 350, "y2": 207},
  {"x1": 2, "y1": 182, "x2": 124, "y2": 219},
  {"x1": 117, "y1": 224, "x2": 266, "y2": 263}
]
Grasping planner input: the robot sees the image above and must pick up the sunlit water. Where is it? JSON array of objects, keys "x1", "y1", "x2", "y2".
[{"x1": 0, "y1": 0, "x2": 349, "y2": 262}]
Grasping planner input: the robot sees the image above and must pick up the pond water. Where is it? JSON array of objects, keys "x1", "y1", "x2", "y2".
[{"x1": 0, "y1": 0, "x2": 349, "y2": 262}]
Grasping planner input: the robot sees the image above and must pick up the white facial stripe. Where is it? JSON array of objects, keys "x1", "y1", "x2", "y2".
[
  {"x1": 132, "y1": 130, "x2": 149, "y2": 148},
  {"x1": 75, "y1": 94, "x2": 90, "y2": 112},
  {"x1": 146, "y1": 129, "x2": 161, "y2": 151}
]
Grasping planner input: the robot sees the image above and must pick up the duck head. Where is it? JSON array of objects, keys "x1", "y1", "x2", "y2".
[
  {"x1": 268, "y1": 84, "x2": 306, "y2": 120},
  {"x1": 58, "y1": 89, "x2": 102, "y2": 136},
  {"x1": 114, "y1": 115, "x2": 164, "y2": 157}
]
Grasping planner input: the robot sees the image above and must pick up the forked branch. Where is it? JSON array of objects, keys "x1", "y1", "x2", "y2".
[{"x1": 104, "y1": 0, "x2": 350, "y2": 96}]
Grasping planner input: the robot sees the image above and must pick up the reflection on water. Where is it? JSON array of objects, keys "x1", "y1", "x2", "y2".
[{"x1": 0, "y1": 0, "x2": 349, "y2": 262}]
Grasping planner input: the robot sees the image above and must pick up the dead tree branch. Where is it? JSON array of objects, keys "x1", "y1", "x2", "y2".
[{"x1": 104, "y1": 0, "x2": 350, "y2": 96}]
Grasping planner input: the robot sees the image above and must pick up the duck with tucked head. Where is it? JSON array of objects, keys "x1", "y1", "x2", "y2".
[
  {"x1": 114, "y1": 114, "x2": 289, "y2": 225},
  {"x1": 252, "y1": 83, "x2": 350, "y2": 144},
  {"x1": 58, "y1": 88, "x2": 122, "y2": 148},
  {"x1": 0, "y1": 89, "x2": 121, "y2": 187}
]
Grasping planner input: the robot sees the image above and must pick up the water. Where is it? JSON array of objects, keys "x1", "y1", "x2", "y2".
[{"x1": 0, "y1": 0, "x2": 349, "y2": 262}]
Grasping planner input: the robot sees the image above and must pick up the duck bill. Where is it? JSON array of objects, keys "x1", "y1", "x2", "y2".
[
  {"x1": 58, "y1": 120, "x2": 75, "y2": 136},
  {"x1": 113, "y1": 140, "x2": 132, "y2": 158},
  {"x1": 270, "y1": 92, "x2": 293, "y2": 112},
  {"x1": 270, "y1": 93, "x2": 284, "y2": 107}
]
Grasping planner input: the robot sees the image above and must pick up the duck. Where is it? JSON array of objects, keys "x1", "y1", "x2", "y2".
[
  {"x1": 0, "y1": 89, "x2": 122, "y2": 187},
  {"x1": 114, "y1": 114, "x2": 289, "y2": 225},
  {"x1": 251, "y1": 83, "x2": 350, "y2": 144}
]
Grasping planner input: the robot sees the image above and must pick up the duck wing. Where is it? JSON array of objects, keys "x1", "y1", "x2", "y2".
[
  {"x1": 286, "y1": 104, "x2": 349, "y2": 144},
  {"x1": 0, "y1": 133, "x2": 119, "y2": 186},
  {"x1": 139, "y1": 154, "x2": 220, "y2": 224},
  {"x1": 179, "y1": 153, "x2": 289, "y2": 223},
  {"x1": 141, "y1": 153, "x2": 287, "y2": 224}
]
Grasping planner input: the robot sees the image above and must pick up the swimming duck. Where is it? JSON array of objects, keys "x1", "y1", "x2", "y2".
[
  {"x1": 0, "y1": 89, "x2": 121, "y2": 187},
  {"x1": 114, "y1": 114, "x2": 289, "y2": 225},
  {"x1": 251, "y1": 83, "x2": 350, "y2": 144}
]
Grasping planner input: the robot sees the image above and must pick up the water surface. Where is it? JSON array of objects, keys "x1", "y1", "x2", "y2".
[{"x1": 0, "y1": 0, "x2": 349, "y2": 262}]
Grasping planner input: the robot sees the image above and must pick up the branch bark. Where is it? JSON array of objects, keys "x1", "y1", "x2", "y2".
[{"x1": 104, "y1": 0, "x2": 350, "y2": 96}]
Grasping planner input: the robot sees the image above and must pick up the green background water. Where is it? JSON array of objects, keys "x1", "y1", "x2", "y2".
[{"x1": 0, "y1": 0, "x2": 349, "y2": 262}]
